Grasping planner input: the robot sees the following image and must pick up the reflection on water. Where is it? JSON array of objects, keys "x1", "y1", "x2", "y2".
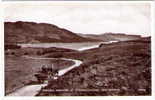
[{"x1": 18, "y1": 42, "x2": 102, "y2": 50}]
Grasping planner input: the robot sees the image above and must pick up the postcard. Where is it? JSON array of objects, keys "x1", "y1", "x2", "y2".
[{"x1": 3, "y1": 1, "x2": 153, "y2": 97}]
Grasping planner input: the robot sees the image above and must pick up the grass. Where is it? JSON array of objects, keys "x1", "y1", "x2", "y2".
[
  {"x1": 5, "y1": 55, "x2": 74, "y2": 95},
  {"x1": 5, "y1": 37, "x2": 151, "y2": 96},
  {"x1": 38, "y1": 37, "x2": 151, "y2": 96}
]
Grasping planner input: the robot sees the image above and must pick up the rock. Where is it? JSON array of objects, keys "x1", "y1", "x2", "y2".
[
  {"x1": 91, "y1": 69, "x2": 97, "y2": 75},
  {"x1": 83, "y1": 82, "x2": 88, "y2": 87},
  {"x1": 121, "y1": 86, "x2": 128, "y2": 91},
  {"x1": 95, "y1": 81, "x2": 103, "y2": 86}
]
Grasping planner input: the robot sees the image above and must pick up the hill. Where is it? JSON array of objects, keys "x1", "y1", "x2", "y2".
[
  {"x1": 38, "y1": 37, "x2": 151, "y2": 96},
  {"x1": 5, "y1": 21, "x2": 101, "y2": 43},
  {"x1": 80, "y1": 33, "x2": 142, "y2": 42}
]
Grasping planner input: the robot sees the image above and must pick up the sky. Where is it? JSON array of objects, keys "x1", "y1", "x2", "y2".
[{"x1": 4, "y1": 2, "x2": 151, "y2": 36}]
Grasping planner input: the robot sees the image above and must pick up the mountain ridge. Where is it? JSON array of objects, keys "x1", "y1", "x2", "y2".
[
  {"x1": 79, "y1": 32, "x2": 142, "y2": 42},
  {"x1": 5, "y1": 21, "x2": 142, "y2": 44},
  {"x1": 5, "y1": 21, "x2": 101, "y2": 43}
]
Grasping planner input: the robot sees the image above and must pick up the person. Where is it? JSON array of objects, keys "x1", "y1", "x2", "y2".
[
  {"x1": 54, "y1": 68, "x2": 59, "y2": 75},
  {"x1": 42, "y1": 65, "x2": 47, "y2": 73},
  {"x1": 50, "y1": 64, "x2": 54, "y2": 72}
]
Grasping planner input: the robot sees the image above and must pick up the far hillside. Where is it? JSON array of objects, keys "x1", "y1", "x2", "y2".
[
  {"x1": 80, "y1": 33, "x2": 142, "y2": 42},
  {"x1": 5, "y1": 21, "x2": 101, "y2": 44},
  {"x1": 5, "y1": 21, "x2": 143, "y2": 44}
]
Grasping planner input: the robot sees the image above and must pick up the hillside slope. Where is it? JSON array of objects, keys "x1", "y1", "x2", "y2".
[
  {"x1": 38, "y1": 37, "x2": 151, "y2": 96},
  {"x1": 5, "y1": 21, "x2": 101, "y2": 43},
  {"x1": 80, "y1": 33, "x2": 141, "y2": 42}
]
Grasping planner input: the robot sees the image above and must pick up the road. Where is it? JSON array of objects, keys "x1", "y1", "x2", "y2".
[{"x1": 7, "y1": 56, "x2": 82, "y2": 96}]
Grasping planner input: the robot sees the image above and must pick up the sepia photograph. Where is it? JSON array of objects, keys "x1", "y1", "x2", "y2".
[{"x1": 4, "y1": 2, "x2": 152, "y2": 96}]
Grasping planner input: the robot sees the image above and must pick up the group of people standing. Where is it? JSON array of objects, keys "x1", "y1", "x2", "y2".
[{"x1": 41, "y1": 64, "x2": 59, "y2": 75}]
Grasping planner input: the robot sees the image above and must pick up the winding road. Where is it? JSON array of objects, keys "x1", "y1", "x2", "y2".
[{"x1": 7, "y1": 56, "x2": 82, "y2": 96}]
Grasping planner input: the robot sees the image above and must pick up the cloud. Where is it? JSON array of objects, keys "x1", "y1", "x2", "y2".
[{"x1": 4, "y1": 2, "x2": 151, "y2": 36}]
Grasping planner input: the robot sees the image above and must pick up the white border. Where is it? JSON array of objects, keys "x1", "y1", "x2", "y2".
[
  {"x1": 151, "y1": 0, "x2": 155, "y2": 99},
  {"x1": 1, "y1": 1, "x2": 154, "y2": 4},
  {"x1": 0, "y1": 1, "x2": 154, "y2": 100},
  {"x1": 0, "y1": 1, "x2": 4, "y2": 97}
]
